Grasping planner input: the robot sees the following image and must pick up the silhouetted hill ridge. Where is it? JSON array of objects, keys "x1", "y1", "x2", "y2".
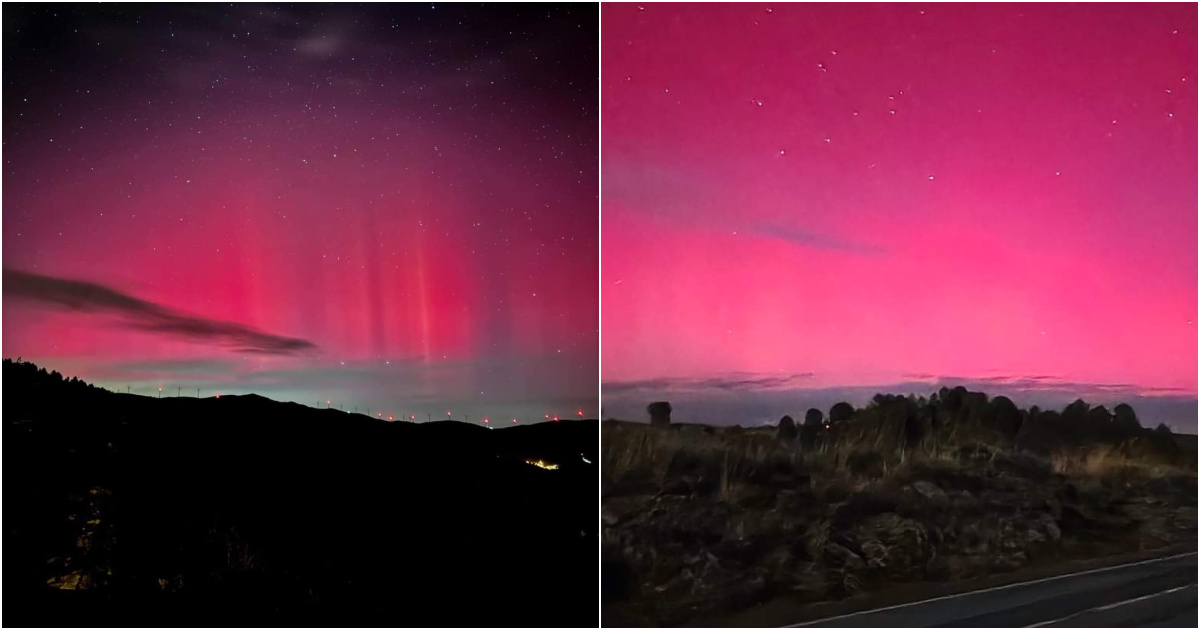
[{"x1": 4, "y1": 359, "x2": 597, "y2": 626}]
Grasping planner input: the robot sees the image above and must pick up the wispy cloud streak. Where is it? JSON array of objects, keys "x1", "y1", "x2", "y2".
[
  {"x1": 603, "y1": 371, "x2": 815, "y2": 394},
  {"x1": 3, "y1": 268, "x2": 316, "y2": 355},
  {"x1": 749, "y1": 223, "x2": 887, "y2": 255}
]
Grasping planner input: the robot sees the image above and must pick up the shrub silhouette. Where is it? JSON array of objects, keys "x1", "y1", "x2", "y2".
[
  {"x1": 778, "y1": 415, "x2": 797, "y2": 441},
  {"x1": 1112, "y1": 403, "x2": 1141, "y2": 436},
  {"x1": 1087, "y1": 404, "x2": 1111, "y2": 425},
  {"x1": 988, "y1": 395, "x2": 1023, "y2": 438},
  {"x1": 804, "y1": 408, "x2": 824, "y2": 427},
  {"x1": 829, "y1": 402, "x2": 855, "y2": 425},
  {"x1": 647, "y1": 401, "x2": 672, "y2": 427}
]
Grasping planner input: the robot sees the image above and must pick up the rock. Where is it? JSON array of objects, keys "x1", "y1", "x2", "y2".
[
  {"x1": 850, "y1": 514, "x2": 931, "y2": 580},
  {"x1": 911, "y1": 480, "x2": 947, "y2": 501},
  {"x1": 823, "y1": 543, "x2": 865, "y2": 571},
  {"x1": 653, "y1": 567, "x2": 694, "y2": 595},
  {"x1": 860, "y1": 539, "x2": 889, "y2": 569},
  {"x1": 761, "y1": 545, "x2": 800, "y2": 580},
  {"x1": 995, "y1": 519, "x2": 1025, "y2": 551},
  {"x1": 1037, "y1": 514, "x2": 1062, "y2": 542},
  {"x1": 956, "y1": 445, "x2": 992, "y2": 463},
  {"x1": 991, "y1": 551, "x2": 1028, "y2": 572},
  {"x1": 992, "y1": 452, "x2": 1052, "y2": 481}
]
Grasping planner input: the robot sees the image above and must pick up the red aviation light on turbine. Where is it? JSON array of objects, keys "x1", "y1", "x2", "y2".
[
  {"x1": 388, "y1": 414, "x2": 394, "y2": 421},
  {"x1": 410, "y1": 414, "x2": 416, "y2": 421},
  {"x1": 553, "y1": 415, "x2": 560, "y2": 422},
  {"x1": 512, "y1": 418, "x2": 518, "y2": 424},
  {"x1": 577, "y1": 409, "x2": 584, "y2": 418}
]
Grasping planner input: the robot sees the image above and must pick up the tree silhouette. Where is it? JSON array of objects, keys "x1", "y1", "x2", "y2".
[{"x1": 778, "y1": 415, "x2": 797, "y2": 441}]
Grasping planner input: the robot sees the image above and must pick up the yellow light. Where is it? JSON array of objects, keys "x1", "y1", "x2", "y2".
[{"x1": 523, "y1": 459, "x2": 559, "y2": 471}]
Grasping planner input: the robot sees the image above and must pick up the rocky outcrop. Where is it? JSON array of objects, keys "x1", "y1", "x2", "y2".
[{"x1": 601, "y1": 421, "x2": 1197, "y2": 627}]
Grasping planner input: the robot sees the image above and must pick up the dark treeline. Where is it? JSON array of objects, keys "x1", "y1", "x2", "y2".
[
  {"x1": 803, "y1": 387, "x2": 1176, "y2": 455},
  {"x1": 649, "y1": 385, "x2": 1183, "y2": 464}
]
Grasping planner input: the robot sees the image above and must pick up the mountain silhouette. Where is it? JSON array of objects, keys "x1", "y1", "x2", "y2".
[{"x1": 4, "y1": 359, "x2": 597, "y2": 626}]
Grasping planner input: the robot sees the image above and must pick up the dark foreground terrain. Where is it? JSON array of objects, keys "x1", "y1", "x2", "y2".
[
  {"x1": 601, "y1": 390, "x2": 1197, "y2": 627},
  {"x1": 786, "y1": 549, "x2": 1196, "y2": 627},
  {"x1": 5, "y1": 360, "x2": 597, "y2": 626}
]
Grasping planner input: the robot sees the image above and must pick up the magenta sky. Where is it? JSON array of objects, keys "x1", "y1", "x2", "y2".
[
  {"x1": 602, "y1": 3, "x2": 1197, "y2": 427},
  {"x1": 3, "y1": 4, "x2": 597, "y2": 422}
]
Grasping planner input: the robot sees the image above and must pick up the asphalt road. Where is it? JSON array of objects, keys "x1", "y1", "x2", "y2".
[{"x1": 791, "y1": 551, "x2": 1197, "y2": 628}]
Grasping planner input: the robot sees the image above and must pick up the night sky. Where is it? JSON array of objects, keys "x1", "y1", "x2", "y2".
[
  {"x1": 3, "y1": 3, "x2": 598, "y2": 423},
  {"x1": 602, "y1": 3, "x2": 1198, "y2": 430}
]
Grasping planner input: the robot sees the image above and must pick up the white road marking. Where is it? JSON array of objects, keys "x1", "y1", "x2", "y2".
[
  {"x1": 786, "y1": 551, "x2": 1197, "y2": 627},
  {"x1": 1025, "y1": 582, "x2": 1196, "y2": 627}
]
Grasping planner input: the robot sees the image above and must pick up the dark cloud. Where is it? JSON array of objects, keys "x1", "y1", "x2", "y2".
[
  {"x1": 604, "y1": 160, "x2": 885, "y2": 255},
  {"x1": 3, "y1": 268, "x2": 316, "y2": 355},
  {"x1": 603, "y1": 372, "x2": 815, "y2": 395},
  {"x1": 749, "y1": 223, "x2": 887, "y2": 256},
  {"x1": 913, "y1": 373, "x2": 1193, "y2": 398}
]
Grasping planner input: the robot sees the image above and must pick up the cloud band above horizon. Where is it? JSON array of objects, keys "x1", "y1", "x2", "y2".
[{"x1": 3, "y1": 268, "x2": 317, "y2": 356}]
